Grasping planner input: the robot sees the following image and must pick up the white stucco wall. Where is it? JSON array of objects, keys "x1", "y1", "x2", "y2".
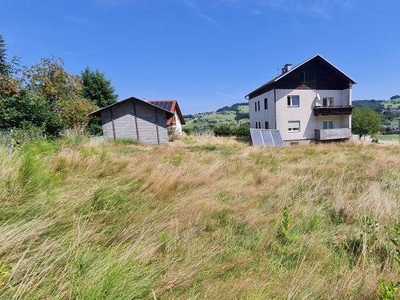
[
  {"x1": 171, "y1": 111, "x2": 183, "y2": 135},
  {"x1": 249, "y1": 90, "x2": 276, "y2": 129}
]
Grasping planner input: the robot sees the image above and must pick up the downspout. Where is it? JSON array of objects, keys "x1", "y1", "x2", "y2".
[
  {"x1": 155, "y1": 108, "x2": 160, "y2": 145},
  {"x1": 132, "y1": 101, "x2": 140, "y2": 141},
  {"x1": 274, "y1": 89, "x2": 277, "y2": 129},
  {"x1": 110, "y1": 108, "x2": 116, "y2": 140}
]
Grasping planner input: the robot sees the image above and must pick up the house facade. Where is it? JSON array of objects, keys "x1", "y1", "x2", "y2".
[
  {"x1": 246, "y1": 55, "x2": 356, "y2": 144},
  {"x1": 89, "y1": 97, "x2": 174, "y2": 145},
  {"x1": 147, "y1": 100, "x2": 185, "y2": 136}
]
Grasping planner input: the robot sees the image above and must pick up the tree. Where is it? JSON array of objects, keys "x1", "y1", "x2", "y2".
[
  {"x1": 23, "y1": 57, "x2": 95, "y2": 130},
  {"x1": 24, "y1": 57, "x2": 83, "y2": 104},
  {"x1": 81, "y1": 67, "x2": 117, "y2": 107},
  {"x1": 352, "y1": 108, "x2": 382, "y2": 138},
  {"x1": 0, "y1": 90, "x2": 64, "y2": 136},
  {"x1": 0, "y1": 35, "x2": 8, "y2": 75},
  {"x1": 0, "y1": 35, "x2": 20, "y2": 97}
]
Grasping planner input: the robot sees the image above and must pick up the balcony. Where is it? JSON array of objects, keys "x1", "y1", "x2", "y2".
[
  {"x1": 315, "y1": 128, "x2": 352, "y2": 141},
  {"x1": 313, "y1": 105, "x2": 353, "y2": 116}
]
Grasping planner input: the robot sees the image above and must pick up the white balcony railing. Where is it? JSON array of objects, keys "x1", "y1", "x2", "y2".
[{"x1": 315, "y1": 128, "x2": 352, "y2": 141}]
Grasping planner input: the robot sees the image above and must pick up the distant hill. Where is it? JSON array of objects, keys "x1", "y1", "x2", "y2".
[
  {"x1": 183, "y1": 102, "x2": 249, "y2": 133},
  {"x1": 353, "y1": 97, "x2": 400, "y2": 126}
]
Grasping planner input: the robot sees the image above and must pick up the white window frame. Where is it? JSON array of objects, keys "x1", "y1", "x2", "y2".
[
  {"x1": 323, "y1": 121, "x2": 334, "y2": 129},
  {"x1": 287, "y1": 95, "x2": 300, "y2": 107},
  {"x1": 323, "y1": 97, "x2": 334, "y2": 106},
  {"x1": 288, "y1": 121, "x2": 300, "y2": 133}
]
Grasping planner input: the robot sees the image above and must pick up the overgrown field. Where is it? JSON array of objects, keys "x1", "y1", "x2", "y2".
[{"x1": 1, "y1": 137, "x2": 400, "y2": 299}]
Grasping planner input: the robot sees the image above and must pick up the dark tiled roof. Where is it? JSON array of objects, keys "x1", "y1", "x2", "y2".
[{"x1": 148, "y1": 100, "x2": 185, "y2": 125}]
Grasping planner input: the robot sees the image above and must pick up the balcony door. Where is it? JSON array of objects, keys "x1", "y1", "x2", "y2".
[
  {"x1": 323, "y1": 120, "x2": 334, "y2": 129},
  {"x1": 323, "y1": 97, "x2": 334, "y2": 106}
]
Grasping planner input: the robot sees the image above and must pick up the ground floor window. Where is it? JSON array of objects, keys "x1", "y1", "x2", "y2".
[
  {"x1": 323, "y1": 120, "x2": 334, "y2": 129},
  {"x1": 288, "y1": 121, "x2": 300, "y2": 132},
  {"x1": 265, "y1": 121, "x2": 269, "y2": 129}
]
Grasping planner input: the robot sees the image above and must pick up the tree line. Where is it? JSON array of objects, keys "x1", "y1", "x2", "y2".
[{"x1": 0, "y1": 34, "x2": 117, "y2": 137}]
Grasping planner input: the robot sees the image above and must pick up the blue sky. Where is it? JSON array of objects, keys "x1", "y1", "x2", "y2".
[{"x1": 1, "y1": 0, "x2": 399, "y2": 114}]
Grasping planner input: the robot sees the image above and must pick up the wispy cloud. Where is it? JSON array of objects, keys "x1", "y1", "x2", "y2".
[
  {"x1": 212, "y1": 0, "x2": 354, "y2": 19},
  {"x1": 181, "y1": 0, "x2": 222, "y2": 30}
]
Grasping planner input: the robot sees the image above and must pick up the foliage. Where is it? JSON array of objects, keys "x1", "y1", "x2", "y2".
[
  {"x1": 0, "y1": 35, "x2": 21, "y2": 98},
  {"x1": 352, "y1": 107, "x2": 383, "y2": 138},
  {"x1": 0, "y1": 35, "x2": 7, "y2": 76},
  {"x1": 0, "y1": 90, "x2": 64, "y2": 135},
  {"x1": 24, "y1": 57, "x2": 83, "y2": 104},
  {"x1": 353, "y1": 100, "x2": 384, "y2": 113},
  {"x1": 57, "y1": 97, "x2": 97, "y2": 130},
  {"x1": 214, "y1": 124, "x2": 249, "y2": 137},
  {"x1": 390, "y1": 95, "x2": 400, "y2": 100},
  {"x1": 81, "y1": 67, "x2": 117, "y2": 108}
]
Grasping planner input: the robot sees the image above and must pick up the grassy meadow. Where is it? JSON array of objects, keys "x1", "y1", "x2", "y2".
[{"x1": 1, "y1": 136, "x2": 400, "y2": 299}]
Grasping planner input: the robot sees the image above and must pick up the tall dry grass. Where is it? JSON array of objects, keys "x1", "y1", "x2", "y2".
[{"x1": 1, "y1": 136, "x2": 400, "y2": 299}]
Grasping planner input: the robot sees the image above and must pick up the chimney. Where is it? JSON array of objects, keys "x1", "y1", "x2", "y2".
[{"x1": 281, "y1": 64, "x2": 292, "y2": 74}]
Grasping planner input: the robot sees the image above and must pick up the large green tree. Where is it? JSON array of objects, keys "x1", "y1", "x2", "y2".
[
  {"x1": 0, "y1": 34, "x2": 8, "y2": 75},
  {"x1": 352, "y1": 108, "x2": 382, "y2": 138},
  {"x1": 0, "y1": 90, "x2": 64, "y2": 135},
  {"x1": 81, "y1": 67, "x2": 117, "y2": 107}
]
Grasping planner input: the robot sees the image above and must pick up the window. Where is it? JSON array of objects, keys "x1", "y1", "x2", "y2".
[
  {"x1": 265, "y1": 121, "x2": 269, "y2": 129},
  {"x1": 254, "y1": 102, "x2": 257, "y2": 111},
  {"x1": 323, "y1": 121, "x2": 334, "y2": 129},
  {"x1": 323, "y1": 97, "x2": 334, "y2": 106},
  {"x1": 287, "y1": 95, "x2": 300, "y2": 107},
  {"x1": 288, "y1": 121, "x2": 300, "y2": 133},
  {"x1": 264, "y1": 98, "x2": 268, "y2": 110},
  {"x1": 301, "y1": 71, "x2": 309, "y2": 83},
  {"x1": 258, "y1": 101, "x2": 260, "y2": 111},
  {"x1": 258, "y1": 122, "x2": 261, "y2": 129},
  {"x1": 255, "y1": 122, "x2": 258, "y2": 129}
]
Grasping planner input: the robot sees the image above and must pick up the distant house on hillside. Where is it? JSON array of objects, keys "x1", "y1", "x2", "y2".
[
  {"x1": 147, "y1": 100, "x2": 185, "y2": 136},
  {"x1": 89, "y1": 97, "x2": 173, "y2": 145},
  {"x1": 246, "y1": 54, "x2": 356, "y2": 144}
]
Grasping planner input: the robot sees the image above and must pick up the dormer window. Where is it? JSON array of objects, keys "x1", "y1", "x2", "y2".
[{"x1": 301, "y1": 71, "x2": 309, "y2": 83}]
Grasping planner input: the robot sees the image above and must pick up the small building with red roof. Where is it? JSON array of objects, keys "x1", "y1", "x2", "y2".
[{"x1": 147, "y1": 100, "x2": 185, "y2": 136}]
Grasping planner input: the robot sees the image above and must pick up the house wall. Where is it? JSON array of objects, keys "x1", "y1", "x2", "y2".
[
  {"x1": 249, "y1": 88, "x2": 352, "y2": 142},
  {"x1": 171, "y1": 111, "x2": 183, "y2": 135},
  {"x1": 249, "y1": 90, "x2": 276, "y2": 129},
  {"x1": 100, "y1": 100, "x2": 169, "y2": 144}
]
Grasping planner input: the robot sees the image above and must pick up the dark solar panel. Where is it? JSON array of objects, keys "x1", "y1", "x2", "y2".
[
  {"x1": 150, "y1": 101, "x2": 173, "y2": 112},
  {"x1": 250, "y1": 129, "x2": 284, "y2": 147},
  {"x1": 271, "y1": 130, "x2": 284, "y2": 147},
  {"x1": 261, "y1": 130, "x2": 274, "y2": 146},
  {"x1": 250, "y1": 129, "x2": 263, "y2": 146}
]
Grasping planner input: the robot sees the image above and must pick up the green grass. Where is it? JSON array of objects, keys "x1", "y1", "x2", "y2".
[
  {"x1": 184, "y1": 104, "x2": 249, "y2": 133},
  {"x1": 1, "y1": 137, "x2": 400, "y2": 299},
  {"x1": 378, "y1": 134, "x2": 400, "y2": 141}
]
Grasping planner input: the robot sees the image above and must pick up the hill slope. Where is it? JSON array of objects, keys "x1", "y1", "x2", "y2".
[
  {"x1": 1, "y1": 138, "x2": 400, "y2": 298},
  {"x1": 183, "y1": 102, "x2": 249, "y2": 133}
]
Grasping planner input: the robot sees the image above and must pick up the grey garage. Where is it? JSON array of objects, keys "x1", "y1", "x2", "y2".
[{"x1": 89, "y1": 97, "x2": 174, "y2": 145}]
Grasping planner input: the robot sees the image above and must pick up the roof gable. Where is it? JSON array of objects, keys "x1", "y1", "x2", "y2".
[
  {"x1": 246, "y1": 54, "x2": 356, "y2": 99},
  {"x1": 89, "y1": 97, "x2": 174, "y2": 118}
]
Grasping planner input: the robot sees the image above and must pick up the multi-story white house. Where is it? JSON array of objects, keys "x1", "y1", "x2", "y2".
[{"x1": 246, "y1": 54, "x2": 356, "y2": 144}]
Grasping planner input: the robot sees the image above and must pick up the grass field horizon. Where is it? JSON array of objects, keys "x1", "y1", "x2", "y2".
[{"x1": 1, "y1": 136, "x2": 400, "y2": 299}]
